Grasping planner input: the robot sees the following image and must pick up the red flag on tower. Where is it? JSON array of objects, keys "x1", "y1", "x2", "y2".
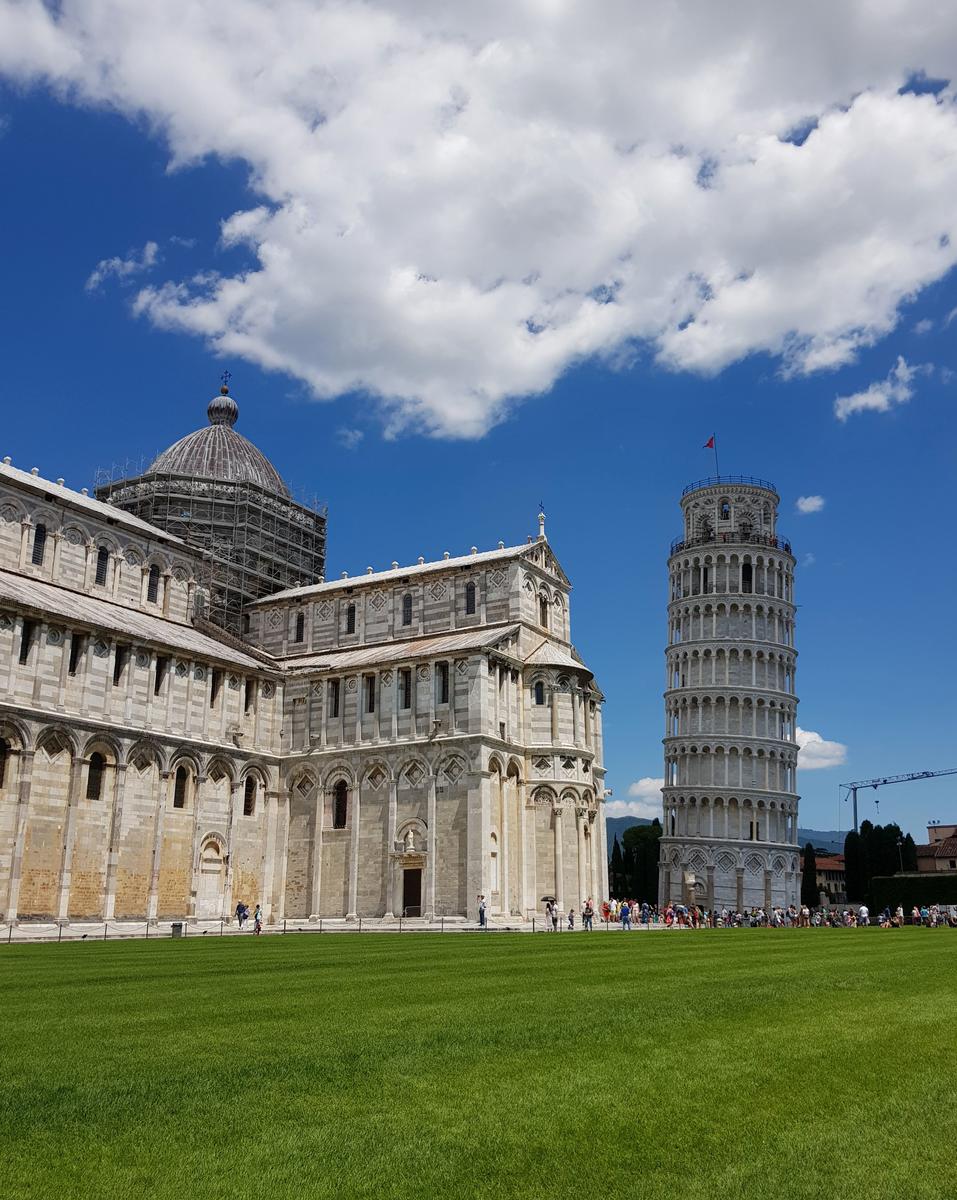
[{"x1": 704, "y1": 436, "x2": 715, "y2": 449}]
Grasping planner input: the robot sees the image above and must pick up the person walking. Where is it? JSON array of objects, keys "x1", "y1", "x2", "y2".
[
  {"x1": 478, "y1": 894, "x2": 487, "y2": 930},
  {"x1": 620, "y1": 901, "x2": 632, "y2": 931},
  {"x1": 254, "y1": 904, "x2": 263, "y2": 935},
  {"x1": 551, "y1": 902, "x2": 559, "y2": 933},
  {"x1": 567, "y1": 908, "x2": 575, "y2": 931},
  {"x1": 583, "y1": 899, "x2": 594, "y2": 932}
]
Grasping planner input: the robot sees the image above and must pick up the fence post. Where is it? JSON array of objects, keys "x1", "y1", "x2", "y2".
[
  {"x1": 145, "y1": 921, "x2": 149, "y2": 939},
  {"x1": 283, "y1": 919, "x2": 287, "y2": 935},
  {"x1": 358, "y1": 917, "x2": 362, "y2": 933},
  {"x1": 532, "y1": 917, "x2": 535, "y2": 933},
  {"x1": 104, "y1": 923, "x2": 108, "y2": 941},
  {"x1": 58, "y1": 923, "x2": 63, "y2": 943},
  {"x1": 399, "y1": 915, "x2": 402, "y2": 934},
  {"x1": 319, "y1": 917, "x2": 323, "y2": 934},
  {"x1": 220, "y1": 919, "x2": 224, "y2": 937},
  {"x1": 441, "y1": 916, "x2": 445, "y2": 934}
]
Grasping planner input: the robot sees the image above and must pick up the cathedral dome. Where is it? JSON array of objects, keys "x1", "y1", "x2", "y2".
[{"x1": 148, "y1": 387, "x2": 289, "y2": 496}]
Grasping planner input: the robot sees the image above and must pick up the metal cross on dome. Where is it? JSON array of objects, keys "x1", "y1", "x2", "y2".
[{"x1": 220, "y1": 369, "x2": 232, "y2": 389}]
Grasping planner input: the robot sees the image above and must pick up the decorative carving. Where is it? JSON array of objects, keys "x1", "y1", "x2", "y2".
[
  {"x1": 345, "y1": 677, "x2": 358, "y2": 693},
  {"x1": 316, "y1": 600, "x2": 333, "y2": 620},
  {"x1": 294, "y1": 775, "x2": 314, "y2": 797},
  {"x1": 488, "y1": 568, "x2": 507, "y2": 591},
  {"x1": 370, "y1": 592, "x2": 386, "y2": 612},
  {"x1": 132, "y1": 753, "x2": 152, "y2": 773},
  {"x1": 455, "y1": 658, "x2": 468, "y2": 677},
  {"x1": 381, "y1": 670, "x2": 393, "y2": 686},
  {"x1": 0, "y1": 613, "x2": 12, "y2": 631},
  {"x1": 93, "y1": 640, "x2": 110, "y2": 658},
  {"x1": 0, "y1": 505, "x2": 19, "y2": 524},
  {"x1": 64, "y1": 527, "x2": 84, "y2": 545},
  {"x1": 228, "y1": 674, "x2": 241, "y2": 690},
  {"x1": 443, "y1": 758, "x2": 464, "y2": 784},
  {"x1": 404, "y1": 762, "x2": 425, "y2": 787},
  {"x1": 310, "y1": 681, "x2": 323, "y2": 697},
  {"x1": 267, "y1": 610, "x2": 283, "y2": 630},
  {"x1": 533, "y1": 756, "x2": 551, "y2": 775},
  {"x1": 47, "y1": 627, "x2": 64, "y2": 646},
  {"x1": 261, "y1": 681, "x2": 276, "y2": 699},
  {"x1": 429, "y1": 581, "x2": 447, "y2": 600},
  {"x1": 124, "y1": 548, "x2": 143, "y2": 566},
  {"x1": 194, "y1": 665, "x2": 207, "y2": 682},
  {"x1": 135, "y1": 650, "x2": 150, "y2": 668},
  {"x1": 416, "y1": 665, "x2": 431, "y2": 682},
  {"x1": 367, "y1": 766, "x2": 386, "y2": 790},
  {"x1": 174, "y1": 660, "x2": 189, "y2": 677},
  {"x1": 745, "y1": 853, "x2": 764, "y2": 874}
]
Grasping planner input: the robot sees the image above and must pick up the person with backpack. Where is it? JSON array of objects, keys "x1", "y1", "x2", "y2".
[{"x1": 583, "y1": 899, "x2": 594, "y2": 932}]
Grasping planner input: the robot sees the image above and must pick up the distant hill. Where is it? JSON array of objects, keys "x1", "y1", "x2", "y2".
[{"x1": 605, "y1": 816, "x2": 846, "y2": 856}]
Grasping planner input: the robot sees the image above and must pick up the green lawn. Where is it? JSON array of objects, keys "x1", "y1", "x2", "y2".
[{"x1": 1, "y1": 930, "x2": 954, "y2": 1200}]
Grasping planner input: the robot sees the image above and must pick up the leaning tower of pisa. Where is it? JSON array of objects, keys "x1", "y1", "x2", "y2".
[{"x1": 658, "y1": 476, "x2": 801, "y2": 912}]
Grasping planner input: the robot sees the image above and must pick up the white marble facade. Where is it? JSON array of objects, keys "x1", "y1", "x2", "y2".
[
  {"x1": 658, "y1": 479, "x2": 801, "y2": 911},
  {"x1": 0, "y1": 443, "x2": 607, "y2": 924}
]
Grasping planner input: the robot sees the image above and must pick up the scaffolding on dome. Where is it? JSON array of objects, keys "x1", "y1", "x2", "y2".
[{"x1": 95, "y1": 468, "x2": 327, "y2": 634}]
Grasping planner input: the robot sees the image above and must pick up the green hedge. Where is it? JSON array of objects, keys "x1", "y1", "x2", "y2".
[{"x1": 868, "y1": 872, "x2": 957, "y2": 911}]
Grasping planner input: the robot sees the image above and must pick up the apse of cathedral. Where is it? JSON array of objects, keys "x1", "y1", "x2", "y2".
[{"x1": 0, "y1": 385, "x2": 607, "y2": 925}]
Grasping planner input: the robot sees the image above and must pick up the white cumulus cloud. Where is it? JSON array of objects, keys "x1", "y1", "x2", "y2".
[
  {"x1": 85, "y1": 241, "x2": 159, "y2": 292},
  {"x1": 796, "y1": 727, "x2": 847, "y2": 770},
  {"x1": 834, "y1": 355, "x2": 929, "y2": 421},
  {"x1": 605, "y1": 777, "x2": 664, "y2": 820},
  {"x1": 5, "y1": 4, "x2": 957, "y2": 435},
  {"x1": 796, "y1": 495, "x2": 825, "y2": 514}
]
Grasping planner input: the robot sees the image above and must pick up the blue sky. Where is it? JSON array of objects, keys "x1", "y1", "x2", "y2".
[{"x1": 1, "y1": 4, "x2": 956, "y2": 838}]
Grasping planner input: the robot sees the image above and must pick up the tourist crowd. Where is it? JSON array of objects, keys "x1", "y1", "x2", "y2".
[{"x1": 553, "y1": 899, "x2": 957, "y2": 929}]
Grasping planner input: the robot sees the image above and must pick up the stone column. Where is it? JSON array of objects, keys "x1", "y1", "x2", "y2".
[
  {"x1": 425, "y1": 771, "x2": 438, "y2": 919},
  {"x1": 56, "y1": 752, "x2": 83, "y2": 920},
  {"x1": 5, "y1": 748, "x2": 34, "y2": 922},
  {"x1": 146, "y1": 771, "x2": 169, "y2": 921},
  {"x1": 185, "y1": 773, "x2": 207, "y2": 918},
  {"x1": 735, "y1": 867, "x2": 744, "y2": 911},
  {"x1": 384, "y1": 777, "x2": 398, "y2": 919},
  {"x1": 466, "y1": 771, "x2": 490, "y2": 921},
  {"x1": 576, "y1": 808, "x2": 587, "y2": 909},
  {"x1": 310, "y1": 782, "x2": 324, "y2": 919},
  {"x1": 553, "y1": 804, "x2": 564, "y2": 914},
  {"x1": 500, "y1": 772, "x2": 510, "y2": 916},
  {"x1": 103, "y1": 761, "x2": 129, "y2": 921},
  {"x1": 346, "y1": 779, "x2": 361, "y2": 920}
]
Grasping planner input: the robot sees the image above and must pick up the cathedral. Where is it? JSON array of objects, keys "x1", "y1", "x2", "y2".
[{"x1": 0, "y1": 384, "x2": 608, "y2": 926}]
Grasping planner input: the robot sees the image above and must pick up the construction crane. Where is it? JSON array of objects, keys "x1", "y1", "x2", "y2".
[{"x1": 841, "y1": 768, "x2": 957, "y2": 832}]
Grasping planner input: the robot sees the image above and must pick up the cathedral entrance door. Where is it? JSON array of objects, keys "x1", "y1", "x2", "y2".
[
  {"x1": 402, "y1": 868, "x2": 422, "y2": 917},
  {"x1": 197, "y1": 841, "x2": 225, "y2": 919}
]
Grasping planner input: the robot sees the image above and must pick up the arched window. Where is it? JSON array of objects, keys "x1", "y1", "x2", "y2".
[
  {"x1": 539, "y1": 594, "x2": 549, "y2": 628},
  {"x1": 147, "y1": 565, "x2": 161, "y2": 603},
  {"x1": 294, "y1": 612, "x2": 305, "y2": 643},
  {"x1": 346, "y1": 603, "x2": 356, "y2": 634},
  {"x1": 173, "y1": 765, "x2": 189, "y2": 809},
  {"x1": 332, "y1": 780, "x2": 348, "y2": 829},
  {"x1": 533, "y1": 681, "x2": 545, "y2": 706},
  {"x1": 95, "y1": 546, "x2": 110, "y2": 586},
  {"x1": 243, "y1": 775, "x2": 257, "y2": 816},
  {"x1": 741, "y1": 563, "x2": 753, "y2": 593},
  {"x1": 465, "y1": 582, "x2": 476, "y2": 615},
  {"x1": 86, "y1": 751, "x2": 106, "y2": 801},
  {"x1": 0, "y1": 737, "x2": 8, "y2": 789},
  {"x1": 31, "y1": 523, "x2": 47, "y2": 566},
  {"x1": 402, "y1": 593, "x2": 412, "y2": 626}
]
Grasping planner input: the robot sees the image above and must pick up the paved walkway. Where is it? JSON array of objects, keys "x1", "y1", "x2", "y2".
[{"x1": 1, "y1": 916, "x2": 672, "y2": 944}]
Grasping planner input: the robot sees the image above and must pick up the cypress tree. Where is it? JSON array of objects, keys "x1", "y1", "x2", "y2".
[
  {"x1": 609, "y1": 835, "x2": 625, "y2": 898},
  {"x1": 800, "y1": 842, "x2": 818, "y2": 907}
]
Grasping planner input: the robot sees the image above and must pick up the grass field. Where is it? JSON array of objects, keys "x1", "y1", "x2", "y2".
[{"x1": 1, "y1": 930, "x2": 954, "y2": 1200}]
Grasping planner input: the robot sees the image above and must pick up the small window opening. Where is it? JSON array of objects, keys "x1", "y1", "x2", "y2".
[
  {"x1": 436, "y1": 661, "x2": 449, "y2": 705},
  {"x1": 154, "y1": 655, "x2": 170, "y2": 696},
  {"x1": 294, "y1": 612, "x2": 305, "y2": 643},
  {"x1": 147, "y1": 565, "x2": 160, "y2": 604},
  {"x1": 0, "y1": 738, "x2": 9, "y2": 789},
  {"x1": 364, "y1": 674, "x2": 376, "y2": 714},
  {"x1": 402, "y1": 593, "x2": 412, "y2": 626},
  {"x1": 742, "y1": 563, "x2": 753, "y2": 594},
  {"x1": 95, "y1": 546, "x2": 110, "y2": 586},
  {"x1": 243, "y1": 613, "x2": 251, "y2": 634},
  {"x1": 720, "y1": 499, "x2": 730, "y2": 521},
  {"x1": 243, "y1": 776, "x2": 257, "y2": 817},
  {"x1": 539, "y1": 594, "x2": 549, "y2": 628},
  {"x1": 346, "y1": 603, "x2": 356, "y2": 634},
  {"x1": 399, "y1": 667, "x2": 412, "y2": 710},
  {"x1": 31, "y1": 523, "x2": 47, "y2": 566},
  {"x1": 112, "y1": 645, "x2": 128, "y2": 686},
  {"x1": 465, "y1": 582, "x2": 476, "y2": 615},
  {"x1": 68, "y1": 633, "x2": 85, "y2": 677},
  {"x1": 333, "y1": 779, "x2": 348, "y2": 829},
  {"x1": 18, "y1": 620, "x2": 35, "y2": 666},
  {"x1": 329, "y1": 678, "x2": 341, "y2": 718},
  {"x1": 534, "y1": 681, "x2": 545, "y2": 706},
  {"x1": 173, "y1": 765, "x2": 189, "y2": 809},
  {"x1": 244, "y1": 678, "x2": 255, "y2": 713},
  {"x1": 86, "y1": 751, "x2": 106, "y2": 801},
  {"x1": 210, "y1": 669, "x2": 223, "y2": 708}
]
